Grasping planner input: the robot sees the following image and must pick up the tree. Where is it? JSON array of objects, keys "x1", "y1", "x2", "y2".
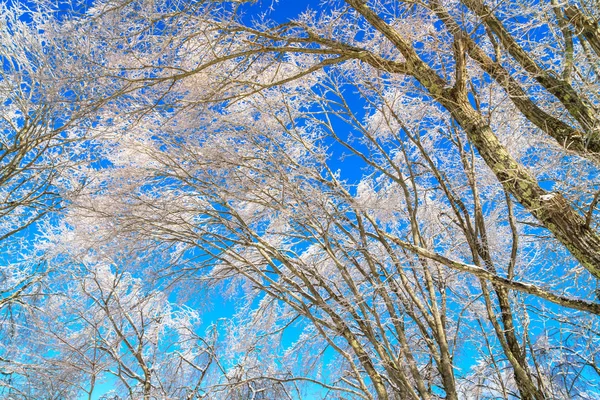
[
  {"x1": 0, "y1": 262, "x2": 220, "y2": 399},
  {"x1": 0, "y1": 2, "x2": 122, "y2": 390},
  {"x1": 3, "y1": 0, "x2": 600, "y2": 398}
]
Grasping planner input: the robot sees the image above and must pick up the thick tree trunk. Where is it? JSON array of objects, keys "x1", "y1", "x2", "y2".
[
  {"x1": 448, "y1": 98, "x2": 600, "y2": 279},
  {"x1": 346, "y1": 0, "x2": 600, "y2": 279},
  {"x1": 562, "y1": 6, "x2": 600, "y2": 57}
]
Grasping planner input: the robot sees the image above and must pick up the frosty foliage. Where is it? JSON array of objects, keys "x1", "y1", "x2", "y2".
[{"x1": 2, "y1": 0, "x2": 600, "y2": 399}]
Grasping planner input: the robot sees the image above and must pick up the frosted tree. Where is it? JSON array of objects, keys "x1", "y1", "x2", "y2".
[
  {"x1": 0, "y1": 260, "x2": 221, "y2": 399},
  {"x1": 2, "y1": 0, "x2": 600, "y2": 398}
]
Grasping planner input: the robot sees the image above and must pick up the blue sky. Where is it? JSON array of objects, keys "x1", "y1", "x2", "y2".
[{"x1": 6, "y1": 0, "x2": 597, "y2": 398}]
